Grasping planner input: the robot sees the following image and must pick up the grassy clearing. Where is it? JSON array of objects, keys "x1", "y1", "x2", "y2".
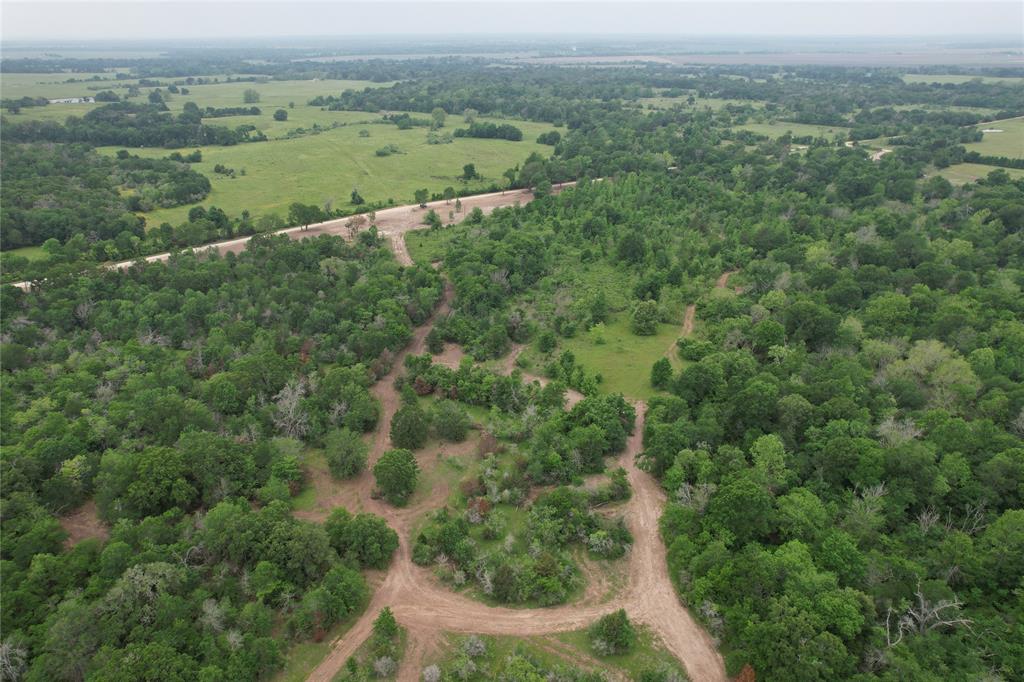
[
  {"x1": 964, "y1": 116, "x2": 1024, "y2": 159},
  {"x1": 633, "y1": 96, "x2": 763, "y2": 111},
  {"x1": 272, "y1": 615, "x2": 364, "y2": 682},
  {"x1": 902, "y1": 74, "x2": 1024, "y2": 85},
  {"x1": 562, "y1": 314, "x2": 681, "y2": 400},
  {"x1": 736, "y1": 121, "x2": 850, "y2": 139},
  {"x1": 3, "y1": 245, "x2": 47, "y2": 261},
  {"x1": 934, "y1": 163, "x2": 1024, "y2": 185},
  {"x1": 556, "y1": 625, "x2": 689, "y2": 680},
  {"x1": 94, "y1": 115, "x2": 554, "y2": 227},
  {"x1": 426, "y1": 627, "x2": 688, "y2": 680}
]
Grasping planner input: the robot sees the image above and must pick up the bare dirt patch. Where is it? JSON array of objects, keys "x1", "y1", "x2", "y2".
[{"x1": 59, "y1": 499, "x2": 108, "y2": 548}]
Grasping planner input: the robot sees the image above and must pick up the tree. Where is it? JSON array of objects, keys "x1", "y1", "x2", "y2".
[
  {"x1": 590, "y1": 609, "x2": 635, "y2": 655},
  {"x1": 273, "y1": 109, "x2": 288, "y2": 121},
  {"x1": 288, "y1": 202, "x2": 324, "y2": 230},
  {"x1": 350, "y1": 188, "x2": 365, "y2": 205},
  {"x1": 325, "y1": 508, "x2": 399, "y2": 569},
  {"x1": 431, "y1": 107, "x2": 446, "y2": 129},
  {"x1": 461, "y1": 163, "x2": 478, "y2": 181},
  {"x1": 443, "y1": 186, "x2": 456, "y2": 204},
  {"x1": 651, "y1": 357, "x2": 672, "y2": 389},
  {"x1": 243, "y1": 88, "x2": 261, "y2": 103},
  {"x1": 324, "y1": 428, "x2": 368, "y2": 479},
  {"x1": 373, "y1": 449, "x2": 419, "y2": 505},
  {"x1": 631, "y1": 300, "x2": 660, "y2": 336},
  {"x1": 414, "y1": 188, "x2": 429, "y2": 208},
  {"x1": 373, "y1": 607, "x2": 399, "y2": 644},
  {"x1": 390, "y1": 403, "x2": 429, "y2": 449},
  {"x1": 463, "y1": 108, "x2": 478, "y2": 124},
  {"x1": 434, "y1": 400, "x2": 470, "y2": 442}
]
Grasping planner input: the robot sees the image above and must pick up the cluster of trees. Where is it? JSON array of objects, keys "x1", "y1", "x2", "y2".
[
  {"x1": 1, "y1": 234, "x2": 444, "y2": 677},
  {"x1": 1, "y1": 143, "x2": 210, "y2": 248},
  {"x1": 3, "y1": 102, "x2": 268, "y2": 148},
  {"x1": 453, "y1": 121, "x2": 524, "y2": 141}
]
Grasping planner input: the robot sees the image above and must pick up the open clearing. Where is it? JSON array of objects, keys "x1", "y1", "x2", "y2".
[
  {"x1": 902, "y1": 74, "x2": 1024, "y2": 85},
  {"x1": 935, "y1": 163, "x2": 1024, "y2": 185},
  {"x1": 95, "y1": 114, "x2": 556, "y2": 226},
  {"x1": 736, "y1": 120, "x2": 851, "y2": 139},
  {"x1": 964, "y1": 116, "x2": 1024, "y2": 159},
  {"x1": 563, "y1": 315, "x2": 685, "y2": 400}
]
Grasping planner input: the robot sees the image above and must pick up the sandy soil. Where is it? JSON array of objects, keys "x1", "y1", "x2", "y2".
[
  {"x1": 58, "y1": 500, "x2": 109, "y2": 548},
  {"x1": 304, "y1": 270, "x2": 728, "y2": 682}
]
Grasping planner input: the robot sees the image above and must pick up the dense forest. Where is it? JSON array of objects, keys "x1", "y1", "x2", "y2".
[{"x1": 1, "y1": 48, "x2": 1023, "y2": 681}]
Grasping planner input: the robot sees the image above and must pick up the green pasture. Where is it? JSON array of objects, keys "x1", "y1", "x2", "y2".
[
  {"x1": 902, "y1": 74, "x2": 1024, "y2": 85},
  {"x1": 964, "y1": 116, "x2": 1024, "y2": 159},
  {"x1": 96, "y1": 115, "x2": 556, "y2": 226},
  {"x1": 562, "y1": 314, "x2": 684, "y2": 400},
  {"x1": 736, "y1": 120, "x2": 851, "y2": 140},
  {"x1": 934, "y1": 163, "x2": 1024, "y2": 185}
]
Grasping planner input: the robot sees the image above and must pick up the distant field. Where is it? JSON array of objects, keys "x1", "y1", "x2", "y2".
[
  {"x1": 2, "y1": 75, "x2": 390, "y2": 135},
  {"x1": 902, "y1": 74, "x2": 1024, "y2": 85},
  {"x1": 98, "y1": 114, "x2": 557, "y2": 226},
  {"x1": 633, "y1": 95, "x2": 764, "y2": 110},
  {"x1": 964, "y1": 116, "x2": 1024, "y2": 159},
  {"x1": 736, "y1": 121, "x2": 851, "y2": 139},
  {"x1": 934, "y1": 163, "x2": 1024, "y2": 185}
]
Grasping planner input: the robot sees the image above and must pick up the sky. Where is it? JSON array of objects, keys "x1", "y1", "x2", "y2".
[{"x1": 2, "y1": 1, "x2": 1022, "y2": 42}]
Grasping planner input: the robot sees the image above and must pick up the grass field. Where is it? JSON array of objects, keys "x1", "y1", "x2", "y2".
[
  {"x1": 902, "y1": 74, "x2": 1024, "y2": 85},
  {"x1": 736, "y1": 121, "x2": 851, "y2": 139},
  {"x1": 934, "y1": 163, "x2": 1024, "y2": 185},
  {"x1": 633, "y1": 96, "x2": 763, "y2": 111},
  {"x1": 427, "y1": 627, "x2": 688, "y2": 680},
  {"x1": 562, "y1": 314, "x2": 682, "y2": 400},
  {"x1": 964, "y1": 116, "x2": 1024, "y2": 159},
  {"x1": 95, "y1": 114, "x2": 556, "y2": 226}
]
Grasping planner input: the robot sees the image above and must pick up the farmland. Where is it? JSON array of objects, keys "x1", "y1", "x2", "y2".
[
  {"x1": 964, "y1": 116, "x2": 1024, "y2": 159},
  {"x1": 935, "y1": 162, "x2": 1024, "y2": 184},
  {"x1": 96, "y1": 114, "x2": 556, "y2": 226},
  {"x1": 735, "y1": 120, "x2": 851, "y2": 139}
]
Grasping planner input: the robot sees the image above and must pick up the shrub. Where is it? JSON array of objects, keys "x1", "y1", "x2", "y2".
[
  {"x1": 373, "y1": 449, "x2": 419, "y2": 505},
  {"x1": 590, "y1": 609, "x2": 636, "y2": 655},
  {"x1": 390, "y1": 403, "x2": 429, "y2": 449},
  {"x1": 324, "y1": 427, "x2": 368, "y2": 479},
  {"x1": 434, "y1": 400, "x2": 470, "y2": 442}
]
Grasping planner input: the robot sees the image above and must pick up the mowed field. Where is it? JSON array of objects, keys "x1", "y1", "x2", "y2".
[
  {"x1": 98, "y1": 115, "x2": 557, "y2": 226},
  {"x1": 935, "y1": 163, "x2": 1024, "y2": 185},
  {"x1": 2, "y1": 72, "x2": 557, "y2": 228},
  {"x1": 902, "y1": 74, "x2": 1024, "y2": 85},
  {"x1": 736, "y1": 120, "x2": 851, "y2": 139},
  {"x1": 964, "y1": 116, "x2": 1024, "y2": 159}
]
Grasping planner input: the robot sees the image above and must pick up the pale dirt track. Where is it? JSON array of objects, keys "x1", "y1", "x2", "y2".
[{"x1": 304, "y1": 276, "x2": 728, "y2": 680}]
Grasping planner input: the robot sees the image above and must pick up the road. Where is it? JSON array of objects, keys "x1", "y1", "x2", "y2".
[{"x1": 9, "y1": 186, "x2": 550, "y2": 290}]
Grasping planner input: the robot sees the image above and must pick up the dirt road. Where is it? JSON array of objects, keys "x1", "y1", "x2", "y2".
[{"x1": 305, "y1": 277, "x2": 728, "y2": 681}]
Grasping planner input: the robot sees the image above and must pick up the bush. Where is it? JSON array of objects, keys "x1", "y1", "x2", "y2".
[
  {"x1": 373, "y1": 449, "x2": 419, "y2": 505},
  {"x1": 325, "y1": 508, "x2": 399, "y2": 569},
  {"x1": 273, "y1": 109, "x2": 288, "y2": 121},
  {"x1": 590, "y1": 609, "x2": 636, "y2": 655},
  {"x1": 434, "y1": 400, "x2": 470, "y2": 442},
  {"x1": 324, "y1": 428, "x2": 368, "y2": 479},
  {"x1": 651, "y1": 357, "x2": 672, "y2": 389},
  {"x1": 390, "y1": 403, "x2": 429, "y2": 449},
  {"x1": 631, "y1": 300, "x2": 660, "y2": 336}
]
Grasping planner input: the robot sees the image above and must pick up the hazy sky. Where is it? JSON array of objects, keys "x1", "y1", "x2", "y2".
[{"x1": 2, "y1": 1, "x2": 1022, "y2": 42}]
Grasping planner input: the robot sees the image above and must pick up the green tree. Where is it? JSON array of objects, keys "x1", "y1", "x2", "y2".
[
  {"x1": 434, "y1": 400, "x2": 470, "y2": 442},
  {"x1": 273, "y1": 109, "x2": 288, "y2": 121},
  {"x1": 631, "y1": 300, "x2": 660, "y2": 336},
  {"x1": 431, "y1": 107, "x2": 446, "y2": 129},
  {"x1": 651, "y1": 357, "x2": 672, "y2": 389},
  {"x1": 324, "y1": 508, "x2": 399, "y2": 569},
  {"x1": 590, "y1": 609, "x2": 635, "y2": 655},
  {"x1": 373, "y1": 449, "x2": 419, "y2": 505},
  {"x1": 324, "y1": 428, "x2": 368, "y2": 479},
  {"x1": 414, "y1": 188, "x2": 429, "y2": 207},
  {"x1": 461, "y1": 163, "x2": 478, "y2": 181},
  {"x1": 390, "y1": 403, "x2": 429, "y2": 449},
  {"x1": 243, "y1": 88, "x2": 260, "y2": 103}
]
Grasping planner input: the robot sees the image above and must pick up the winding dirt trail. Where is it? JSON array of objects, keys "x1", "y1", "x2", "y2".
[
  {"x1": 304, "y1": 274, "x2": 729, "y2": 681},
  {"x1": 670, "y1": 270, "x2": 737, "y2": 361}
]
